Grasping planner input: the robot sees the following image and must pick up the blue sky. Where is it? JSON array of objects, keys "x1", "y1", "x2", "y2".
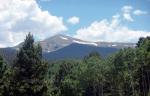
[
  {"x1": 38, "y1": 0, "x2": 150, "y2": 35},
  {"x1": 0, "y1": 0, "x2": 150, "y2": 47}
]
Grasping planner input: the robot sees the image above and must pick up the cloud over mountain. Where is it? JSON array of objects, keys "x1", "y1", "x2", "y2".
[{"x1": 0, "y1": 0, "x2": 67, "y2": 47}]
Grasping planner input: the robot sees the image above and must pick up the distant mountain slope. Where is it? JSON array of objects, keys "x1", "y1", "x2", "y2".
[
  {"x1": 43, "y1": 43, "x2": 119, "y2": 61},
  {"x1": 96, "y1": 42, "x2": 135, "y2": 48}
]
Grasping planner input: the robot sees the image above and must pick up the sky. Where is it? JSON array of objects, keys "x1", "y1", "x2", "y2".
[{"x1": 0, "y1": 0, "x2": 150, "y2": 47}]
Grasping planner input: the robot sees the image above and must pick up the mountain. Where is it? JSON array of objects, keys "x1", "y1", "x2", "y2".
[
  {"x1": 0, "y1": 34, "x2": 136, "y2": 63},
  {"x1": 40, "y1": 34, "x2": 136, "y2": 52}
]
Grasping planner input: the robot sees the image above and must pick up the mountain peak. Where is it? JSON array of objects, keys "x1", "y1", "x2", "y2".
[
  {"x1": 52, "y1": 34, "x2": 67, "y2": 38},
  {"x1": 45, "y1": 34, "x2": 69, "y2": 41}
]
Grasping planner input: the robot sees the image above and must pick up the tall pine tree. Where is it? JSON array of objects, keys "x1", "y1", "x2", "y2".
[
  {"x1": 11, "y1": 33, "x2": 49, "y2": 96},
  {"x1": 0, "y1": 55, "x2": 11, "y2": 96}
]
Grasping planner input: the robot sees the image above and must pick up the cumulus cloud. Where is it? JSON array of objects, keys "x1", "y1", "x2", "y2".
[
  {"x1": 133, "y1": 10, "x2": 147, "y2": 15},
  {"x1": 74, "y1": 5, "x2": 149, "y2": 43},
  {"x1": 121, "y1": 5, "x2": 133, "y2": 22},
  {"x1": 67, "y1": 16, "x2": 80, "y2": 25},
  {"x1": 0, "y1": 0, "x2": 67, "y2": 47},
  {"x1": 74, "y1": 14, "x2": 150, "y2": 43}
]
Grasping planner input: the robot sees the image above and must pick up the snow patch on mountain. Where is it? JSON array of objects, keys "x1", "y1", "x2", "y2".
[
  {"x1": 73, "y1": 40, "x2": 98, "y2": 46},
  {"x1": 60, "y1": 36, "x2": 68, "y2": 40},
  {"x1": 112, "y1": 44, "x2": 117, "y2": 47},
  {"x1": 47, "y1": 50, "x2": 51, "y2": 53}
]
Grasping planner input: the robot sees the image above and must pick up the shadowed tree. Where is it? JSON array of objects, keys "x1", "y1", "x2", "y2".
[
  {"x1": 11, "y1": 33, "x2": 49, "y2": 96},
  {"x1": 0, "y1": 55, "x2": 11, "y2": 96}
]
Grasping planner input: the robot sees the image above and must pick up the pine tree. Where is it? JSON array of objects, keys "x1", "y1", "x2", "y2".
[
  {"x1": 136, "y1": 36, "x2": 150, "y2": 96},
  {"x1": 0, "y1": 55, "x2": 11, "y2": 96},
  {"x1": 11, "y1": 33, "x2": 49, "y2": 96}
]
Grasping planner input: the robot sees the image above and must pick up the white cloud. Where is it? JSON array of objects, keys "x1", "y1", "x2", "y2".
[
  {"x1": 67, "y1": 16, "x2": 80, "y2": 25},
  {"x1": 121, "y1": 5, "x2": 133, "y2": 22},
  {"x1": 0, "y1": 44, "x2": 6, "y2": 48},
  {"x1": 121, "y1": 5, "x2": 147, "y2": 21},
  {"x1": 74, "y1": 5, "x2": 150, "y2": 43},
  {"x1": 133, "y1": 10, "x2": 147, "y2": 15},
  {"x1": 0, "y1": 0, "x2": 67, "y2": 47},
  {"x1": 74, "y1": 14, "x2": 150, "y2": 43}
]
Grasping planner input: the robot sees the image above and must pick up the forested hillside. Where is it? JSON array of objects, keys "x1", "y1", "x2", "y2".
[{"x1": 0, "y1": 33, "x2": 150, "y2": 96}]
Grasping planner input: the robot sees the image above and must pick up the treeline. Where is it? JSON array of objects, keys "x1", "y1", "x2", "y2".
[{"x1": 0, "y1": 33, "x2": 150, "y2": 96}]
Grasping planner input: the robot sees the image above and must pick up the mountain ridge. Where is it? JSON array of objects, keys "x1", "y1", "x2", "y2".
[{"x1": 43, "y1": 43, "x2": 119, "y2": 61}]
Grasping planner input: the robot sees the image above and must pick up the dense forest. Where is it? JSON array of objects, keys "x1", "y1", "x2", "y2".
[{"x1": 0, "y1": 33, "x2": 150, "y2": 96}]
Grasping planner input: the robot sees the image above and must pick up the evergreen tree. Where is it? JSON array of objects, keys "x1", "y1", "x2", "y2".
[
  {"x1": 11, "y1": 33, "x2": 49, "y2": 96},
  {"x1": 136, "y1": 36, "x2": 150, "y2": 96},
  {"x1": 0, "y1": 55, "x2": 11, "y2": 96}
]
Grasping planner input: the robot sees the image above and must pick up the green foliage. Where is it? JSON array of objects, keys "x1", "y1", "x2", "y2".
[
  {"x1": 49, "y1": 60, "x2": 80, "y2": 96},
  {"x1": 135, "y1": 36, "x2": 150, "y2": 96},
  {"x1": 10, "y1": 33, "x2": 49, "y2": 96},
  {"x1": 0, "y1": 56, "x2": 12, "y2": 96}
]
